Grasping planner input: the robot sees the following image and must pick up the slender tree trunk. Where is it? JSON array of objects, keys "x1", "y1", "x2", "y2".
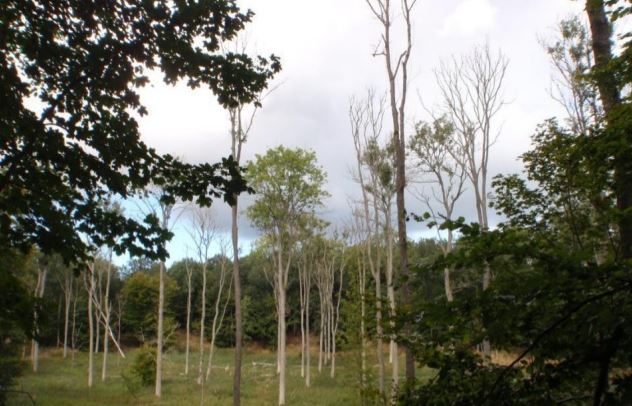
[
  {"x1": 185, "y1": 269, "x2": 192, "y2": 375},
  {"x1": 56, "y1": 294, "x2": 62, "y2": 348},
  {"x1": 206, "y1": 261, "x2": 231, "y2": 381},
  {"x1": 299, "y1": 263, "x2": 305, "y2": 378},
  {"x1": 31, "y1": 266, "x2": 48, "y2": 373},
  {"x1": 71, "y1": 280, "x2": 78, "y2": 366},
  {"x1": 197, "y1": 263, "x2": 208, "y2": 385},
  {"x1": 375, "y1": 275, "x2": 385, "y2": 394},
  {"x1": 155, "y1": 261, "x2": 165, "y2": 397},
  {"x1": 87, "y1": 269, "x2": 95, "y2": 387},
  {"x1": 318, "y1": 289, "x2": 324, "y2": 372},
  {"x1": 101, "y1": 259, "x2": 112, "y2": 381},
  {"x1": 278, "y1": 280, "x2": 287, "y2": 406},
  {"x1": 231, "y1": 202, "x2": 243, "y2": 406},
  {"x1": 385, "y1": 205, "x2": 398, "y2": 388},
  {"x1": 63, "y1": 276, "x2": 72, "y2": 358},
  {"x1": 305, "y1": 284, "x2": 311, "y2": 387}
]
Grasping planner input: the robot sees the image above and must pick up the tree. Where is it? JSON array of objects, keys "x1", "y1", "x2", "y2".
[
  {"x1": 139, "y1": 188, "x2": 179, "y2": 397},
  {"x1": 220, "y1": 38, "x2": 280, "y2": 404},
  {"x1": 398, "y1": 2, "x2": 632, "y2": 400},
  {"x1": 1, "y1": 1, "x2": 279, "y2": 392},
  {"x1": 0, "y1": 0, "x2": 278, "y2": 265},
  {"x1": 541, "y1": 15, "x2": 602, "y2": 134},
  {"x1": 435, "y1": 43, "x2": 508, "y2": 356},
  {"x1": 187, "y1": 207, "x2": 216, "y2": 386},
  {"x1": 247, "y1": 146, "x2": 328, "y2": 406},
  {"x1": 365, "y1": 0, "x2": 419, "y2": 381},
  {"x1": 204, "y1": 242, "x2": 232, "y2": 382},
  {"x1": 410, "y1": 117, "x2": 466, "y2": 302}
]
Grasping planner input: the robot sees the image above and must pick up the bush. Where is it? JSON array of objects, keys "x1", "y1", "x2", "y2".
[{"x1": 124, "y1": 346, "x2": 156, "y2": 392}]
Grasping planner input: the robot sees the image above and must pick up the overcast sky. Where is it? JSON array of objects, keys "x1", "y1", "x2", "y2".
[{"x1": 128, "y1": 0, "x2": 586, "y2": 266}]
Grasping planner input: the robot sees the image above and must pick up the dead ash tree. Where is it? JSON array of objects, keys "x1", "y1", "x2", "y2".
[
  {"x1": 365, "y1": 0, "x2": 419, "y2": 382},
  {"x1": 435, "y1": 42, "x2": 508, "y2": 356}
]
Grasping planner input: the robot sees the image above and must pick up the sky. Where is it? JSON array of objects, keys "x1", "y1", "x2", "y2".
[{"x1": 126, "y1": 0, "x2": 587, "y2": 266}]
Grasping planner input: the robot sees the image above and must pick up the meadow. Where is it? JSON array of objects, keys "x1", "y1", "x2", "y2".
[{"x1": 8, "y1": 340, "x2": 424, "y2": 405}]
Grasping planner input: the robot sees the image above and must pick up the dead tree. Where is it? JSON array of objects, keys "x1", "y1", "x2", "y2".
[
  {"x1": 365, "y1": 0, "x2": 419, "y2": 381},
  {"x1": 435, "y1": 42, "x2": 508, "y2": 355}
]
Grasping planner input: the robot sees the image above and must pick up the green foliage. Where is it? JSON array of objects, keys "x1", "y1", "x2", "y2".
[
  {"x1": 246, "y1": 146, "x2": 329, "y2": 242},
  {"x1": 0, "y1": 0, "x2": 280, "y2": 264},
  {"x1": 401, "y1": 121, "x2": 632, "y2": 404},
  {"x1": 126, "y1": 346, "x2": 157, "y2": 390},
  {"x1": 121, "y1": 270, "x2": 178, "y2": 342}
]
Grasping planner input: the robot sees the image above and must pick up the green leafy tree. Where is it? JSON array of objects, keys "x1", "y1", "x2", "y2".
[{"x1": 246, "y1": 146, "x2": 328, "y2": 405}]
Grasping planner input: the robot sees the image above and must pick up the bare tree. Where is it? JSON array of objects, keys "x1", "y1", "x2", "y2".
[
  {"x1": 365, "y1": 0, "x2": 418, "y2": 381},
  {"x1": 435, "y1": 42, "x2": 508, "y2": 355},
  {"x1": 350, "y1": 93, "x2": 386, "y2": 393},
  {"x1": 205, "y1": 240, "x2": 233, "y2": 381},
  {"x1": 410, "y1": 116, "x2": 467, "y2": 301},
  {"x1": 187, "y1": 207, "x2": 216, "y2": 386}
]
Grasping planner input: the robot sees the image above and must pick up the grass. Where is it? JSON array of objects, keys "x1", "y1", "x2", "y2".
[{"x1": 9, "y1": 339, "x2": 429, "y2": 405}]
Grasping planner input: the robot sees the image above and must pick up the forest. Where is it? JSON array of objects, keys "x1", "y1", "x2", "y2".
[{"x1": 2, "y1": 0, "x2": 632, "y2": 405}]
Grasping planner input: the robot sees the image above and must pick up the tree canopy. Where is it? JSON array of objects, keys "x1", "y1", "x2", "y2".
[{"x1": 0, "y1": 0, "x2": 280, "y2": 263}]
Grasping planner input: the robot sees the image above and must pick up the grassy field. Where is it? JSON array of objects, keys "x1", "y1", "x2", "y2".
[{"x1": 9, "y1": 340, "x2": 426, "y2": 405}]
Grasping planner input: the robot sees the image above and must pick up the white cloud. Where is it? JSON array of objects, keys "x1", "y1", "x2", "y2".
[{"x1": 441, "y1": 0, "x2": 497, "y2": 36}]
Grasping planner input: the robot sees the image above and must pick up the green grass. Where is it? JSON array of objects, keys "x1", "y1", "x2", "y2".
[{"x1": 8, "y1": 341, "x2": 430, "y2": 405}]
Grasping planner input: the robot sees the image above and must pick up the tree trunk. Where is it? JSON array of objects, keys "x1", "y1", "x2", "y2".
[
  {"x1": 31, "y1": 266, "x2": 48, "y2": 373},
  {"x1": 101, "y1": 259, "x2": 112, "y2": 381},
  {"x1": 185, "y1": 269, "x2": 192, "y2": 375},
  {"x1": 63, "y1": 276, "x2": 72, "y2": 358},
  {"x1": 155, "y1": 261, "x2": 165, "y2": 397},
  {"x1": 305, "y1": 285, "x2": 311, "y2": 387},
  {"x1": 375, "y1": 275, "x2": 385, "y2": 394},
  {"x1": 197, "y1": 262, "x2": 208, "y2": 385},
  {"x1": 585, "y1": 0, "x2": 631, "y2": 262},
  {"x1": 278, "y1": 280, "x2": 287, "y2": 406},
  {"x1": 87, "y1": 269, "x2": 95, "y2": 387},
  {"x1": 71, "y1": 280, "x2": 78, "y2": 366},
  {"x1": 231, "y1": 202, "x2": 243, "y2": 406}
]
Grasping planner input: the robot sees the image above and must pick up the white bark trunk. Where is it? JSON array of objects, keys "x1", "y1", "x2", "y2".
[
  {"x1": 155, "y1": 261, "x2": 165, "y2": 397},
  {"x1": 101, "y1": 258, "x2": 112, "y2": 381}
]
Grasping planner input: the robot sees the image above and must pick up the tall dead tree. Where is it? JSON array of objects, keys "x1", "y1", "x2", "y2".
[
  {"x1": 435, "y1": 43, "x2": 508, "y2": 356},
  {"x1": 350, "y1": 94, "x2": 386, "y2": 393},
  {"x1": 365, "y1": 0, "x2": 418, "y2": 381}
]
